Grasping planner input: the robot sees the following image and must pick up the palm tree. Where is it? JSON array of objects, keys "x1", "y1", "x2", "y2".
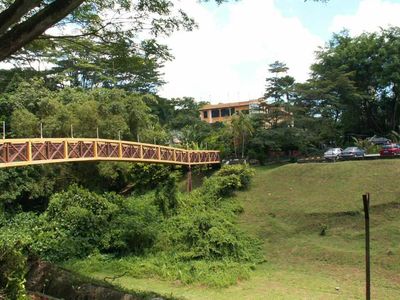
[{"x1": 230, "y1": 112, "x2": 254, "y2": 159}]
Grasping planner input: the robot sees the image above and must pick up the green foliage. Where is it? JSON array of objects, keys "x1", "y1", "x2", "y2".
[
  {"x1": 214, "y1": 164, "x2": 255, "y2": 190},
  {"x1": 106, "y1": 193, "x2": 161, "y2": 255},
  {"x1": 155, "y1": 173, "x2": 179, "y2": 217},
  {"x1": 33, "y1": 185, "x2": 119, "y2": 261},
  {"x1": 0, "y1": 241, "x2": 28, "y2": 300},
  {"x1": 3, "y1": 80, "x2": 160, "y2": 141},
  {"x1": 0, "y1": 167, "x2": 57, "y2": 211},
  {"x1": 64, "y1": 164, "x2": 261, "y2": 288},
  {"x1": 10, "y1": 108, "x2": 40, "y2": 138},
  {"x1": 264, "y1": 60, "x2": 295, "y2": 104},
  {"x1": 0, "y1": 213, "x2": 38, "y2": 299},
  {"x1": 66, "y1": 254, "x2": 255, "y2": 288},
  {"x1": 351, "y1": 137, "x2": 380, "y2": 154},
  {"x1": 159, "y1": 208, "x2": 262, "y2": 261},
  {"x1": 156, "y1": 165, "x2": 261, "y2": 263},
  {"x1": 230, "y1": 112, "x2": 254, "y2": 158},
  {"x1": 0, "y1": 186, "x2": 162, "y2": 261},
  {"x1": 303, "y1": 27, "x2": 400, "y2": 137},
  {"x1": 200, "y1": 165, "x2": 254, "y2": 199}
]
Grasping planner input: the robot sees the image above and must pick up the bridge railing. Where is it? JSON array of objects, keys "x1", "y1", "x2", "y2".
[{"x1": 0, "y1": 138, "x2": 220, "y2": 168}]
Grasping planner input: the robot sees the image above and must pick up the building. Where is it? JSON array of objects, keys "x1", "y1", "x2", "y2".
[
  {"x1": 199, "y1": 98, "x2": 292, "y2": 126},
  {"x1": 199, "y1": 99, "x2": 261, "y2": 124}
]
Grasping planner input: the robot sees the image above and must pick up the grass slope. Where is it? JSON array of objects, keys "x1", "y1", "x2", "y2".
[
  {"x1": 235, "y1": 161, "x2": 400, "y2": 299},
  {"x1": 69, "y1": 161, "x2": 400, "y2": 299}
]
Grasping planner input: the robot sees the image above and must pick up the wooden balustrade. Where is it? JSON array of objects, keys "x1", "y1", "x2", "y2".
[{"x1": 0, "y1": 138, "x2": 220, "y2": 168}]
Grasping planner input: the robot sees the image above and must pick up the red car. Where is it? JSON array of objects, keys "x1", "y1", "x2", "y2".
[{"x1": 380, "y1": 144, "x2": 400, "y2": 156}]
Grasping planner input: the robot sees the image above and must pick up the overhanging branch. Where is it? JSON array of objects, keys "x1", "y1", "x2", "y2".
[{"x1": 0, "y1": 0, "x2": 85, "y2": 62}]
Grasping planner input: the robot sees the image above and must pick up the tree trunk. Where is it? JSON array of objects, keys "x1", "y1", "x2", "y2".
[
  {"x1": 241, "y1": 132, "x2": 245, "y2": 159},
  {"x1": 0, "y1": 0, "x2": 85, "y2": 61},
  {"x1": 233, "y1": 138, "x2": 237, "y2": 158}
]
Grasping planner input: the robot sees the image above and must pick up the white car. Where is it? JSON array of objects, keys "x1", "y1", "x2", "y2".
[{"x1": 324, "y1": 148, "x2": 342, "y2": 160}]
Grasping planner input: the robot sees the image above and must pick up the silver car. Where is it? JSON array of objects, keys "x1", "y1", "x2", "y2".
[{"x1": 324, "y1": 148, "x2": 342, "y2": 160}]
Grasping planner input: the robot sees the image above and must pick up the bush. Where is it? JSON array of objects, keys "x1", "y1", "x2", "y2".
[
  {"x1": 106, "y1": 193, "x2": 161, "y2": 255},
  {"x1": 0, "y1": 213, "x2": 40, "y2": 298},
  {"x1": 33, "y1": 185, "x2": 119, "y2": 261},
  {"x1": 214, "y1": 165, "x2": 254, "y2": 189},
  {"x1": 200, "y1": 164, "x2": 254, "y2": 199},
  {"x1": 0, "y1": 241, "x2": 28, "y2": 299},
  {"x1": 28, "y1": 186, "x2": 162, "y2": 260},
  {"x1": 154, "y1": 164, "x2": 262, "y2": 263},
  {"x1": 159, "y1": 208, "x2": 262, "y2": 261}
]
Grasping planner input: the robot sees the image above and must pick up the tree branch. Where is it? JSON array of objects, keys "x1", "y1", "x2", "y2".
[
  {"x1": 0, "y1": 0, "x2": 42, "y2": 35},
  {"x1": 0, "y1": 0, "x2": 85, "y2": 62}
]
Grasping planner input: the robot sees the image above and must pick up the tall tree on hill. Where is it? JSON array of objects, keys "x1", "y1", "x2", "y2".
[
  {"x1": 262, "y1": 60, "x2": 296, "y2": 130},
  {"x1": 264, "y1": 60, "x2": 296, "y2": 104}
]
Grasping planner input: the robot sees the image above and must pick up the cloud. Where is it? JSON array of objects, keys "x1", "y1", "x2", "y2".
[
  {"x1": 158, "y1": 0, "x2": 323, "y2": 103},
  {"x1": 330, "y1": 0, "x2": 400, "y2": 36}
]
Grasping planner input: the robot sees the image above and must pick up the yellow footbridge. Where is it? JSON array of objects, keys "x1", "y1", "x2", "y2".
[{"x1": 0, "y1": 138, "x2": 220, "y2": 169}]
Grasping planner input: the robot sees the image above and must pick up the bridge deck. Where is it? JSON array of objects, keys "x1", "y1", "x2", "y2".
[{"x1": 0, "y1": 138, "x2": 220, "y2": 168}]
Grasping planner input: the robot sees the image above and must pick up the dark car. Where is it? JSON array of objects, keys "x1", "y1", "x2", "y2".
[
  {"x1": 379, "y1": 144, "x2": 400, "y2": 156},
  {"x1": 341, "y1": 147, "x2": 365, "y2": 158},
  {"x1": 369, "y1": 136, "x2": 391, "y2": 145}
]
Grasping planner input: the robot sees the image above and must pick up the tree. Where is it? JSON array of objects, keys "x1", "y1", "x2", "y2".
[
  {"x1": 230, "y1": 112, "x2": 254, "y2": 158},
  {"x1": 0, "y1": 0, "x2": 85, "y2": 61},
  {"x1": 0, "y1": 0, "x2": 237, "y2": 62},
  {"x1": 264, "y1": 60, "x2": 295, "y2": 104},
  {"x1": 303, "y1": 28, "x2": 400, "y2": 137}
]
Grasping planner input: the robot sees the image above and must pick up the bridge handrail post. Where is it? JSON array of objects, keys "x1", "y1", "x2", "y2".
[
  {"x1": 93, "y1": 140, "x2": 98, "y2": 159},
  {"x1": 139, "y1": 144, "x2": 143, "y2": 159},
  {"x1": 27, "y1": 141, "x2": 32, "y2": 162},
  {"x1": 118, "y1": 141, "x2": 123, "y2": 158},
  {"x1": 63, "y1": 140, "x2": 68, "y2": 159}
]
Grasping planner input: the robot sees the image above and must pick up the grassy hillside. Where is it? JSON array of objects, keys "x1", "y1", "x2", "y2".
[
  {"x1": 235, "y1": 161, "x2": 400, "y2": 299},
  {"x1": 68, "y1": 161, "x2": 400, "y2": 299}
]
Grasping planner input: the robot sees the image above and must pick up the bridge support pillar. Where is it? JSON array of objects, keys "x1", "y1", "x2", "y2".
[{"x1": 187, "y1": 165, "x2": 192, "y2": 193}]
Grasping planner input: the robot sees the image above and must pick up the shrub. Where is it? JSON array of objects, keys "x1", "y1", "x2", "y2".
[
  {"x1": 213, "y1": 165, "x2": 254, "y2": 189},
  {"x1": 0, "y1": 241, "x2": 28, "y2": 299},
  {"x1": 159, "y1": 209, "x2": 262, "y2": 261},
  {"x1": 106, "y1": 193, "x2": 161, "y2": 255},
  {"x1": 154, "y1": 164, "x2": 262, "y2": 263},
  {"x1": 200, "y1": 164, "x2": 254, "y2": 199},
  {"x1": 33, "y1": 185, "x2": 119, "y2": 261},
  {"x1": 155, "y1": 173, "x2": 179, "y2": 217}
]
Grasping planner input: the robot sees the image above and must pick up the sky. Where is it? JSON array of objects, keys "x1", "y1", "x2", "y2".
[{"x1": 158, "y1": 0, "x2": 400, "y2": 103}]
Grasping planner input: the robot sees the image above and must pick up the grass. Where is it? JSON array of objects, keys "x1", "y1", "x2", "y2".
[{"x1": 66, "y1": 160, "x2": 400, "y2": 299}]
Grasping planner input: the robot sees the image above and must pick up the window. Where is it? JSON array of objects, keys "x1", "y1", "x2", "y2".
[
  {"x1": 242, "y1": 110, "x2": 249, "y2": 114},
  {"x1": 211, "y1": 109, "x2": 220, "y2": 118},
  {"x1": 230, "y1": 108, "x2": 235, "y2": 115},
  {"x1": 203, "y1": 111, "x2": 208, "y2": 119},
  {"x1": 221, "y1": 108, "x2": 230, "y2": 117}
]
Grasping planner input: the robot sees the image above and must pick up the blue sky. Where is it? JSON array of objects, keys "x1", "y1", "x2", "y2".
[
  {"x1": 159, "y1": 0, "x2": 400, "y2": 103},
  {"x1": 276, "y1": 0, "x2": 361, "y2": 40}
]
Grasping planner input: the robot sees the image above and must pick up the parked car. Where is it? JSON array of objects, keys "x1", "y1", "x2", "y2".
[
  {"x1": 341, "y1": 147, "x2": 365, "y2": 158},
  {"x1": 379, "y1": 144, "x2": 400, "y2": 156},
  {"x1": 324, "y1": 148, "x2": 342, "y2": 160},
  {"x1": 369, "y1": 136, "x2": 391, "y2": 145}
]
